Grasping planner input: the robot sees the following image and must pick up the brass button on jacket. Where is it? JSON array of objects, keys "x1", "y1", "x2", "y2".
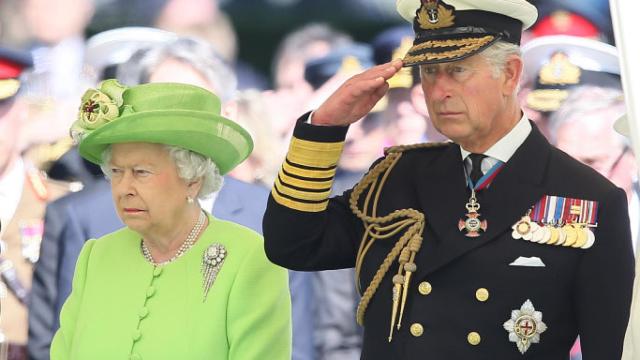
[
  {"x1": 418, "y1": 281, "x2": 432, "y2": 295},
  {"x1": 467, "y1": 332, "x2": 481, "y2": 345},
  {"x1": 475, "y1": 288, "x2": 489, "y2": 302},
  {"x1": 410, "y1": 323, "x2": 424, "y2": 337}
]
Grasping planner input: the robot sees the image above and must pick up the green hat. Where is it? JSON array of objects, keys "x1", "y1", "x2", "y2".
[{"x1": 71, "y1": 80, "x2": 253, "y2": 175}]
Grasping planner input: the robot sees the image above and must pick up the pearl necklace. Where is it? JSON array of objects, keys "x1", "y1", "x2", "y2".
[{"x1": 141, "y1": 210, "x2": 207, "y2": 266}]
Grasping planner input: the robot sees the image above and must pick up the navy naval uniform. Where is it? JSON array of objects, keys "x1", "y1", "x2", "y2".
[{"x1": 263, "y1": 114, "x2": 634, "y2": 359}]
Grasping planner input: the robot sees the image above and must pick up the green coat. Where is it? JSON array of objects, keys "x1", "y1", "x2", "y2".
[{"x1": 51, "y1": 214, "x2": 292, "y2": 360}]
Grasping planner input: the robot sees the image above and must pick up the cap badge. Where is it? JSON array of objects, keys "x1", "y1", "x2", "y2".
[
  {"x1": 503, "y1": 299, "x2": 548, "y2": 354},
  {"x1": 539, "y1": 52, "x2": 581, "y2": 85},
  {"x1": 417, "y1": 0, "x2": 455, "y2": 30}
]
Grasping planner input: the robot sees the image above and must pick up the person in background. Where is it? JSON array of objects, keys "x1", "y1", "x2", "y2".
[
  {"x1": 226, "y1": 89, "x2": 286, "y2": 188},
  {"x1": 18, "y1": 0, "x2": 95, "y2": 150},
  {"x1": 371, "y1": 25, "x2": 427, "y2": 146},
  {"x1": 51, "y1": 80, "x2": 290, "y2": 359},
  {"x1": 529, "y1": 0, "x2": 615, "y2": 44},
  {"x1": 519, "y1": 35, "x2": 621, "y2": 138},
  {"x1": 268, "y1": 23, "x2": 353, "y2": 141},
  {"x1": 0, "y1": 46, "x2": 72, "y2": 360},
  {"x1": 153, "y1": 0, "x2": 269, "y2": 90}
]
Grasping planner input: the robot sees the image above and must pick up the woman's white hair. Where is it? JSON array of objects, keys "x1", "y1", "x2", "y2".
[{"x1": 100, "y1": 145, "x2": 224, "y2": 200}]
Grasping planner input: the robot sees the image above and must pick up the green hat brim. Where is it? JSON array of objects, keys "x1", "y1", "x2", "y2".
[{"x1": 78, "y1": 110, "x2": 253, "y2": 175}]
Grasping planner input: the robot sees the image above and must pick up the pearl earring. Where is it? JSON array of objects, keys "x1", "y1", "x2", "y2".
[{"x1": 187, "y1": 196, "x2": 194, "y2": 204}]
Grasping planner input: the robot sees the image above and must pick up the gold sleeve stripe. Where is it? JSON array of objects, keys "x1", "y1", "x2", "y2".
[
  {"x1": 282, "y1": 160, "x2": 337, "y2": 181},
  {"x1": 275, "y1": 177, "x2": 332, "y2": 202},
  {"x1": 287, "y1": 137, "x2": 344, "y2": 168},
  {"x1": 271, "y1": 188, "x2": 329, "y2": 212},
  {"x1": 285, "y1": 157, "x2": 337, "y2": 171},
  {"x1": 278, "y1": 170, "x2": 334, "y2": 191}
]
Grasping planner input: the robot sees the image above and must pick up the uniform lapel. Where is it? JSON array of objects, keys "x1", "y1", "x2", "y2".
[
  {"x1": 414, "y1": 142, "x2": 467, "y2": 243},
  {"x1": 414, "y1": 124, "x2": 551, "y2": 277}
]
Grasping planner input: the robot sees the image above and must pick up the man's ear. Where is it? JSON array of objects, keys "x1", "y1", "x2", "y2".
[{"x1": 503, "y1": 55, "x2": 523, "y2": 96}]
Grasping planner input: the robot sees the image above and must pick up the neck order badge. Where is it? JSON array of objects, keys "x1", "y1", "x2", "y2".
[{"x1": 458, "y1": 159, "x2": 505, "y2": 237}]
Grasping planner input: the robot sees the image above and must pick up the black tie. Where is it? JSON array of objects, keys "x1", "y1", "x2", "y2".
[{"x1": 468, "y1": 153, "x2": 487, "y2": 185}]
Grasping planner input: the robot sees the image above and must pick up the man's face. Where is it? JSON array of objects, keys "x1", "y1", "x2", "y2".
[
  {"x1": 420, "y1": 53, "x2": 517, "y2": 149},
  {"x1": 555, "y1": 110, "x2": 636, "y2": 196}
]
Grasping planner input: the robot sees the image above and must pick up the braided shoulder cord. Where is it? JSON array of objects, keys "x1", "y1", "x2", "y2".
[
  {"x1": 384, "y1": 141, "x2": 448, "y2": 155},
  {"x1": 350, "y1": 142, "x2": 445, "y2": 340}
]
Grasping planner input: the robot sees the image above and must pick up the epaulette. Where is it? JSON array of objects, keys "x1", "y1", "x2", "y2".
[{"x1": 383, "y1": 141, "x2": 450, "y2": 155}]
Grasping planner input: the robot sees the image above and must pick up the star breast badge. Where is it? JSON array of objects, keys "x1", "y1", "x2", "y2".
[{"x1": 503, "y1": 299, "x2": 547, "y2": 354}]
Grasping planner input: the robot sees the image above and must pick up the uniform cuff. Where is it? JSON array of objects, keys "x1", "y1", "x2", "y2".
[{"x1": 271, "y1": 112, "x2": 347, "y2": 212}]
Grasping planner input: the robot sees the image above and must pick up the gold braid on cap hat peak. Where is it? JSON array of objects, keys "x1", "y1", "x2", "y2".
[
  {"x1": 404, "y1": 35, "x2": 495, "y2": 65},
  {"x1": 350, "y1": 142, "x2": 446, "y2": 342}
]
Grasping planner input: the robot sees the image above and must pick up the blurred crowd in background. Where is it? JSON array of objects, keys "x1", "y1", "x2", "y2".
[{"x1": 0, "y1": 0, "x2": 631, "y2": 360}]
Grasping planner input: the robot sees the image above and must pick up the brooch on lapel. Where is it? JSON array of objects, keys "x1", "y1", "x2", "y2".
[
  {"x1": 503, "y1": 299, "x2": 547, "y2": 354},
  {"x1": 201, "y1": 243, "x2": 227, "y2": 301},
  {"x1": 511, "y1": 195, "x2": 597, "y2": 249}
]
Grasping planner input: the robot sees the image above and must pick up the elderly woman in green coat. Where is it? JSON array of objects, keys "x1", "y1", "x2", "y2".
[{"x1": 51, "y1": 80, "x2": 291, "y2": 359}]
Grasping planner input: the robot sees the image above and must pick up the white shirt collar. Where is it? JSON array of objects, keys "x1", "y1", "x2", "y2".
[{"x1": 460, "y1": 112, "x2": 532, "y2": 163}]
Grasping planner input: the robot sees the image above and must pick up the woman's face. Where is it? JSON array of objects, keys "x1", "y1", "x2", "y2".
[{"x1": 108, "y1": 142, "x2": 194, "y2": 237}]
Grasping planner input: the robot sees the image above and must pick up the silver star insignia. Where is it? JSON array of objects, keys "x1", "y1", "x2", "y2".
[{"x1": 503, "y1": 299, "x2": 547, "y2": 354}]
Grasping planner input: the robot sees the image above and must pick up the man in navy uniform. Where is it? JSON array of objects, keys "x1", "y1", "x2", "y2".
[
  {"x1": 262, "y1": 0, "x2": 634, "y2": 358},
  {"x1": 0, "y1": 47, "x2": 71, "y2": 360}
]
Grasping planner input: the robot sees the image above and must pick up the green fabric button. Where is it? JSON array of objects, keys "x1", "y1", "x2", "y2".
[
  {"x1": 130, "y1": 354, "x2": 142, "y2": 360},
  {"x1": 132, "y1": 330, "x2": 142, "y2": 342},
  {"x1": 153, "y1": 267, "x2": 163, "y2": 277},
  {"x1": 138, "y1": 307, "x2": 149, "y2": 319},
  {"x1": 146, "y1": 287, "x2": 156, "y2": 298}
]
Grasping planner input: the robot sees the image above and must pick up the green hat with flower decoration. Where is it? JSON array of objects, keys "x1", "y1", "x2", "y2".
[{"x1": 71, "y1": 79, "x2": 253, "y2": 175}]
